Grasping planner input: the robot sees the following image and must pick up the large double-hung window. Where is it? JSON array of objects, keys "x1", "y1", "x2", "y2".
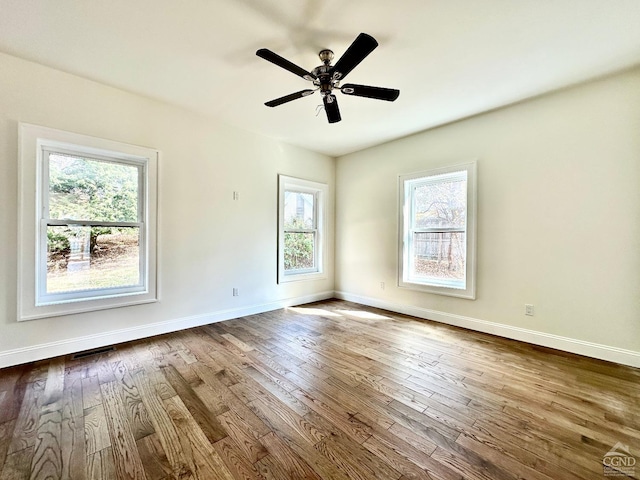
[
  {"x1": 399, "y1": 162, "x2": 477, "y2": 299},
  {"x1": 18, "y1": 124, "x2": 158, "y2": 320},
  {"x1": 41, "y1": 149, "x2": 146, "y2": 303}
]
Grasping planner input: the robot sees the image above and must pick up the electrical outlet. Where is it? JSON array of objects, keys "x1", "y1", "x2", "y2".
[
  {"x1": 380, "y1": 282, "x2": 385, "y2": 290},
  {"x1": 233, "y1": 191, "x2": 239, "y2": 200},
  {"x1": 233, "y1": 288, "x2": 239, "y2": 296},
  {"x1": 525, "y1": 304, "x2": 534, "y2": 316}
]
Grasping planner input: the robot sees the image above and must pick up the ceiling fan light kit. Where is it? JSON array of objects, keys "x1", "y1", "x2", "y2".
[{"x1": 256, "y1": 33, "x2": 400, "y2": 124}]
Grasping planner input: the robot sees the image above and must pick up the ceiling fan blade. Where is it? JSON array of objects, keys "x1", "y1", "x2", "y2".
[
  {"x1": 331, "y1": 33, "x2": 378, "y2": 81},
  {"x1": 256, "y1": 48, "x2": 316, "y2": 80},
  {"x1": 323, "y1": 94, "x2": 341, "y2": 123},
  {"x1": 340, "y1": 83, "x2": 400, "y2": 102},
  {"x1": 265, "y1": 89, "x2": 316, "y2": 107}
]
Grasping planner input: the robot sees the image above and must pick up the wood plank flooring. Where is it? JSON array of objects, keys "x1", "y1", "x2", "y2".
[{"x1": 1, "y1": 299, "x2": 639, "y2": 479}]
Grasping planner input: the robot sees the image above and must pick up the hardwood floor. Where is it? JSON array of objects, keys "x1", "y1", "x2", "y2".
[{"x1": 1, "y1": 299, "x2": 639, "y2": 479}]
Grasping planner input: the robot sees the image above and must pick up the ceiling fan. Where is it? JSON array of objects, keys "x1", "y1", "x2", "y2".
[{"x1": 256, "y1": 33, "x2": 400, "y2": 124}]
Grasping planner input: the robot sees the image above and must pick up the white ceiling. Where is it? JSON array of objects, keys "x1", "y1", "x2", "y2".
[{"x1": 1, "y1": 0, "x2": 640, "y2": 157}]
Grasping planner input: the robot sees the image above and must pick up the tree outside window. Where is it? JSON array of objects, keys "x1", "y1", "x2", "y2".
[
  {"x1": 278, "y1": 175, "x2": 327, "y2": 283},
  {"x1": 399, "y1": 162, "x2": 477, "y2": 299}
]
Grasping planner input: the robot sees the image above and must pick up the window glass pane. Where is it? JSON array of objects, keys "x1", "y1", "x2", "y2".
[
  {"x1": 283, "y1": 191, "x2": 314, "y2": 229},
  {"x1": 284, "y1": 232, "x2": 315, "y2": 271},
  {"x1": 48, "y1": 153, "x2": 139, "y2": 222},
  {"x1": 411, "y1": 232, "x2": 466, "y2": 282},
  {"x1": 413, "y1": 175, "x2": 466, "y2": 229},
  {"x1": 46, "y1": 225, "x2": 140, "y2": 293}
]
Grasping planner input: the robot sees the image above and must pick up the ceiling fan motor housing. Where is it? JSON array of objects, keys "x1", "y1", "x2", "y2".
[{"x1": 312, "y1": 64, "x2": 337, "y2": 96}]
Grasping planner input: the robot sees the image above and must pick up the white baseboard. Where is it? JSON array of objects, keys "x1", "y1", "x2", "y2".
[
  {"x1": 334, "y1": 291, "x2": 640, "y2": 369},
  {"x1": 0, "y1": 291, "x2": 334, "y2": 369},
  {"x1": 4, "y1": 290, "x2": 638, "y2": 369}
]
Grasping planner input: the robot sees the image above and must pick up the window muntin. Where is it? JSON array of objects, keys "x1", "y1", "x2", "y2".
[
  {"x1": 278, "y1": 175, "x2": 327, "y2": 283},
  {"x1": 399, "y1": 162, "x2": 477, "y2": 299}
]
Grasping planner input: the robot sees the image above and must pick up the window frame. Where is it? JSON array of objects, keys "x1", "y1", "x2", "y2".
[
  {"x1": 398, "y1": 161, "x2": 477, "y2": 299},
  {"x1": 38, "y1": 147, "x2": 148, "y2": 305},
  {"x1": 18, "y1": 123, "x2": 159, "y2": 320},
  {"x1": 277, "y1": 175, "x2": 327, "y2": 283}
]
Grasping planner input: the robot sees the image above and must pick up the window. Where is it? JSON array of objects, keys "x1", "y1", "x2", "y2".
[
  {"x1": 278, "y1": 175, "x2": 327, "y2": 283},
  {"x1": 398, "y1": 161, "x2": 477, "y2": 299},
  {"x1": 18, "y1": 124, "x2": 158, "y2": 320}
]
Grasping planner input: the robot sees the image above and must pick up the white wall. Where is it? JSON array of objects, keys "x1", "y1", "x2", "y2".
[
  {"x1": 0, "y1": 52, "x2": 335, "y2": 367},
  {"x1": 335, "y1": 67, "x2": 640, "y2": 364},
  {"x1": 2, "y1": 51, "x2": 639, "y2": 368}
]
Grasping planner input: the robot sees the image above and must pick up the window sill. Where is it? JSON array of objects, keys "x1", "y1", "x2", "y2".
[
  {"x1": 19, "y1": 295, "x2": 159, "y2": 321},
  {"x1": 278, "y1": 271, "x2": 327, "y2": 284},
  {"x1": 398, "y1": 280, "x2": 476, "y2": 300}
]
